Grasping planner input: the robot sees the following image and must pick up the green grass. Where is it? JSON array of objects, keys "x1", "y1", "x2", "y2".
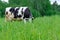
[{"x1": 0, "y1": 15, "x2": 60, "y2": 40}]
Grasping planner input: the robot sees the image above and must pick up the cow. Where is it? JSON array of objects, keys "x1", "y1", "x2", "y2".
[{"x1": 5, "y1": 7, "x2": 34, "y2": 23}]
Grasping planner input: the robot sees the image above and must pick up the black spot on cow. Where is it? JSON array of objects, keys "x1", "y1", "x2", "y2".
[
  {"x1": 15, "y1": 8, "x2": 19, "y2": 14},
  {"x1": 14, "y1": 8, "x2": 19, "y2": 18},
  {"x1": 21, "y1": 8, "x2": 23, "y2": 14},
  {"x1": 23, "y1": 8, "x2": 31, "y2": 18},
  {"x1": 9, "y1": 7, "x2": 15, "y2": 13},
  {"x1": 17, "y1": 15, "x2": 22, "y2": 18}
]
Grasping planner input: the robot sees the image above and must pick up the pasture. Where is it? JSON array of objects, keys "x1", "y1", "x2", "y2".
[{"x1": 0, "y1": 15, "x2": 60, "y2": 40}]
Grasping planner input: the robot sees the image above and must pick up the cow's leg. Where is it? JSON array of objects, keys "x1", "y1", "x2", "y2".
[
  {"x1": 29, "y1": 18, "x2": 32, "y2": 23},
  {"x1": 24, "y1": 18, "x2": 26, "y2": 24}
]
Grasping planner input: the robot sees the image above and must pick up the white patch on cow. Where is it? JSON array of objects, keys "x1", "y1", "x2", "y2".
[
  {"x1": 5, "y1": 7, "x2": 12, "y2": 15},
  {"x1": 18, "y1": 7, "x2": 23, "y2": 15},
  {"x1": 18, "y1": 7, "x2": 28, "y2": 15},
  {"x1": 5, "y1": 7, "x2": 11, "y2": 12},
  {"x1": 22, "y1": 7, "x2": 28, "y2": 12},
  {"x1": 5, "y1": 7, "x2": 11, "y2": 15},
  {"x1": 15, "y1": 7, "x2": 19, "y2": 10}
]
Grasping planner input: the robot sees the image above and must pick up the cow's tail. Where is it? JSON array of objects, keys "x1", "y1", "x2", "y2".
[
  {"x1": 30, "y1": 13, "x2": 34, "y2": 20},
  {"x1": 32, "y1": 17, "x2": 34, "y2": 20}
]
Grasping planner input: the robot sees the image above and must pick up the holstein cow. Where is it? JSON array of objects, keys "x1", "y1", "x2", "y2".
[{"x1": 5, "y1": 7, "x2": 33, "y2": 23}]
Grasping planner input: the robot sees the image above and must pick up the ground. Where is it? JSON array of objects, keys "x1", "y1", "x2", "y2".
[{"x1": 0, "y1": 15, "x2": 60, "y2": 40}]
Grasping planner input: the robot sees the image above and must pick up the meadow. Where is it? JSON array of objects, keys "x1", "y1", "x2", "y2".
[{"x1": 0, "y1": 15, "x2": 60, "y2": 40}]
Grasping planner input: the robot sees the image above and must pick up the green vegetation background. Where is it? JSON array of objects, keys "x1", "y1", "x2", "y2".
[{"x1": 0, "y1": 0, "x2": 60, "y2": 17}]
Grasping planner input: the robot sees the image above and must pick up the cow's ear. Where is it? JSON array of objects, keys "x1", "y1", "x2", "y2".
[{"x1": 9, "y1": 8, "x2": 15, "y2": 13}]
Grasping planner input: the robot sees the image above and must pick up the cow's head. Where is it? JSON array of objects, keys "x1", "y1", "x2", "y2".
[{"x1": 5, "y1": 7, "x2": 14, "y2": 21}]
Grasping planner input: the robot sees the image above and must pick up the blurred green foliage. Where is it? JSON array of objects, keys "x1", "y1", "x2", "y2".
[{"x1": 0, "y1": 0, "x2": 59, "y2": 17}]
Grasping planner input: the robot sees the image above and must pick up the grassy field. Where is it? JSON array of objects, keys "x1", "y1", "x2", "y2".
[{"x1": 0, "y1": 15, "x2": 60, "y2": 40}]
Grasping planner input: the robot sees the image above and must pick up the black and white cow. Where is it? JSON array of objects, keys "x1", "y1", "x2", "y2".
[{"x1": 5, "y1": 7, "x2": 33, "y2": 23}]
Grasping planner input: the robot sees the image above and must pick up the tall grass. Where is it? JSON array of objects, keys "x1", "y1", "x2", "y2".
[{"x1": 0, "y1": 15, "x2": 60, "y2": 40}]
